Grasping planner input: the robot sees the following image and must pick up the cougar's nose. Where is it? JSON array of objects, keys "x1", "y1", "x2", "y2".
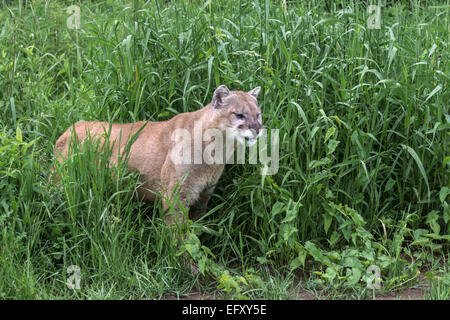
[{"x1": 249, "y1": 123, "x2": 262, "y2": 136}]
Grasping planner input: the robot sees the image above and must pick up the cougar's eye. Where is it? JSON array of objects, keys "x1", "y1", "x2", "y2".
[{"x1": 234, "y1": 112, "x2": 245, "y2": 119}]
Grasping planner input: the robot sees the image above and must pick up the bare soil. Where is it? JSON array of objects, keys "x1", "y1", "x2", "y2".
[{"x1": 163, "y1": 272, "x2": 431, "y2": 300}]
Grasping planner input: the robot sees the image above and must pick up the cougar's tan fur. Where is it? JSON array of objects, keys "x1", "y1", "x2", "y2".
[{"x1": 54, "y1": 85, "x2": 262, "y2": 224}]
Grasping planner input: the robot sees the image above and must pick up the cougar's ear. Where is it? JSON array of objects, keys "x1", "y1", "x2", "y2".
[
  {"x1": 212, "y1": 85, "x2": 231, "y2": 109},
  {"x1": 248, "y1": 86, "x2": 261, "y2": 99}
]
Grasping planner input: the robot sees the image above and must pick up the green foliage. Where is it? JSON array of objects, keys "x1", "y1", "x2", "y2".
[
  {"x1": 0, "y1": 0, "x2": 448, "y2": 299},
  {"x1": 0, "y1": 126, "x2": 36, "y2": 220}
]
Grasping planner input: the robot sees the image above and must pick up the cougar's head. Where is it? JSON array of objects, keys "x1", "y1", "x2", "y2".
[{"x1": 211, "y1": 85, "x2": 262, "y2": 146}]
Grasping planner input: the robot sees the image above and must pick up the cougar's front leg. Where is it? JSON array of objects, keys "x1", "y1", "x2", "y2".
[
  {"x1": 161, "y1": 152, "x2": 207, "y2": 225},
  {"x1": 161, "y1": 178, "x2": 201, "y2": 275},
  {"x1": 160, "y1": 158, "x2": 202, "y2": 274},
  {"x1": 161, "y1": 157, "x2": 187, "y2": 226},
  {"x1": 189, "y1": 185, "x2": 215, "y2": 221},
  {"x1": 162, "y1": 183, "x2": 199, "y2": 226}
]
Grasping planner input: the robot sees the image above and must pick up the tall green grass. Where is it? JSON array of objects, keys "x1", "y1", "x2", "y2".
[{"x1": 0, "y1": 0, "x2": 448, "y2": 299}]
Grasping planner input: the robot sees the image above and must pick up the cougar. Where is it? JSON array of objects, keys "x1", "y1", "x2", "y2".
[{"x1": 54, "y1": 85, "x2": 262, "y2": 224}]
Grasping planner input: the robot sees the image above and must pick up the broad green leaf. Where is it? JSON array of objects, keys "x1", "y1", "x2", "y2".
[
  {"x1": 439, "y1": 187, "x2": 449, "y2": 203},
  {"x1": 325, "y1": 126, "x2": 336, "y2": 142},
  {"x1": 328, "y1": 231, "x2": 341, "y2": 247},
  {"x1": 327, "y1": 139, "x2": 340, "y2": 155},
  {"x1": 305, "y1": 241, "x2": 333, "y2": 267},
  {"x1": 290, "y1": 249, "x2": 307, "y2": 270},
  {"x1": 271, "y1": 201, "x2": 285, "y2": 218},
  {"x1": 426, "y1": 210, "x2": 440, "y2": 235},
  {"x1": 424, "y1": 234, "x2": 450, "y2": 241},
  {"x1": 323, "y1": 213, "x2": 332, "y2": 234},
  {"x1": 325, "y1": 267, "x2": 337, "y2": 281},
  {"x1": 347, "y1": 267, "x2": 362, "y2": 285},
  {"x1": 443, "y1": 156, "x2": 450, "y2": 167},
  {"x1": 385, "y1": 178, "x2": 395, "y2": 192},
  {"x1": 413, "y1": 229, "x2": 429, "y2": 241},
  {"x1": 401, "y1": 144, "x2": 430, "y2": 200},
  {"x1": 424, "y1": 84, "x2": 442, "y2": 102},
  {"x1": 16, "y1": 126, "x2": 22, "y2": 143},
  {"x1": 309, "y1": 157, "x2": 331, "y2": 169}
]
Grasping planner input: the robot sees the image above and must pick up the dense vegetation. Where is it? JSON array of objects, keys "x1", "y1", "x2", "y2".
[{"x1": 0, "y1": 0, "x2": 448, "y2": 299}]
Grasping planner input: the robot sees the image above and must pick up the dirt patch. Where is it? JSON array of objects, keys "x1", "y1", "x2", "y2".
[
  {"x1": 375, "y1": 287, "x2": 426, "y2": 300},
  {"x1": 294, "y1": 291, "x2": 316, "y2": 300},
  {"x1": 164, "y1": 292, "x2": 215, "y2": 300},
  {"x1": 374, "y1": 272, "x2": 429, "y2": 300},
  {"x1": 163, "y1": 270, "x2": 432, "y2": 300}
]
